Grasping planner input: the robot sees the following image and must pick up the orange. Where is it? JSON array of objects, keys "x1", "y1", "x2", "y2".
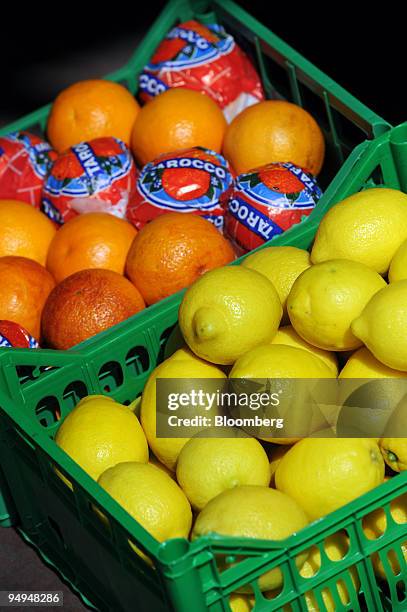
[
  {"x1": 130, "y1": 88, "x2": 227, "y2": 166},
  {"x1": 42, "y1": 269, "x2": 145, "y2": 350},
  {"x1": 223, "y1": 100, "x2": 325, "y2": 175},
  {"x1": 47, "y1": 80, "x2": 140, "y2": 153},
  {"x1": 125, "y1": 213, "x2": 235, "y2": 305},
  {"x1": 0, "y1": 257, "x2": 55, "y2": 339},
  {"x1": 46, "y1": 213, "x2": 137, "y2": 283},
  {"x1": 0, "y1": 199, "x2": 56, "y2": 265}
]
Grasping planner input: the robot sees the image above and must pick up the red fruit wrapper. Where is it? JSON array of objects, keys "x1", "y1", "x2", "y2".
[
  {"x1": 225, "y1": 162, "x2": 322, "y2": 253},
  {"x1": 139, "y1": 20, "x2": 264, "y2": 122},
  {"x1": 0, "y1": 131, "x2": 57, "y2": 208},
  {"x1": 41, "y1": 137, "x2": 138, "y2": 224},
  {"x1": 126, "y1": 147, "x2": 234, "y2": 232},
  {"x1": 0, "y1": 320, "x2": 39, "y2": 349}
]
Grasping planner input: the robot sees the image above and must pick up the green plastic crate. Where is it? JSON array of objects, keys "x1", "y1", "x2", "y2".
[
  {"x1": 1, "y1": 123, "x2": 407, "y2": 611},
  {"x1": 0, "y1": 0, "x2": 391, "y2": 525}
]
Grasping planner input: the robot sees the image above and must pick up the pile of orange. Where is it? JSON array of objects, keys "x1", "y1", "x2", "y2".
[{"x1": 0, "y1": 51, "x2": 326, "y2": 350}]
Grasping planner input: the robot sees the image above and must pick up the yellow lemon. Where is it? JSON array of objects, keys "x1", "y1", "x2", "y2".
[
  {"x1": 230, "y1": 344, "x2": 335, "y2": 443},
  {"x1": 379, "y1": 439, "x2": 407, "y2": 472},
  {"x1": 337, "y1": 348, "x2": 407, "y2": 438},
  {"x1": 176, "y1": 437, "x2": 270, "y2": 511},
  {"x1": 389, "y1": 238, "x2": 407, "y2": 282},
  {"x1": 140, "y1": 348, "x2": 226, "y2": 471},
  {"x1": 55, "y1": 396, "x2": 148, "y2": 481},
  {"x1": 229, "y1": 593, "x2": 252, "y2": 612},
  {"x1": 311, "y1": 188, "x2": 407, "y2": 274},
  {"x1": 339, "y1": 347, "x2": 407, "y2": 379},
  {"x1": 287, "y1": 259, "x2": 386, "y2": 351},
  {"x1": 271, "y1": 325, "x2": 338, "y2": 375},
  {"x1": 352, "y1": 280, "x2": 407, "y2": 371},
  {"x1": 241, "y1": 246, "x2": 311, "y2": 323},
  {"x1": 363, "y1": 478, "x2": 407, "y2": 579},
  {"x1": 275, "y1": 438, "x2": 385, "y2": 521},
  {"x1": 179, "y1": 266, "x2": 282, "y2": 365},
  {"x1": 98, "y1": 462, "x2": 192, "y2": 542},
  {"x1": 191, "y1": 485, "x2": 309, "y2": 592}
]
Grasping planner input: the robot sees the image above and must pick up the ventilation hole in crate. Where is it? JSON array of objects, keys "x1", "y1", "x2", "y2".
[
  {"x1": 48, "y1": 516, "x2": 66, "y2": 548},
  {"x1": 323, "y1": 531, "x2": 350, "y2": 561},
  {"x1": 336, "y1": 579, "x2": 351, "y2": 605},
  {"x1": 91, "y1": 502, "x2": 111, "y2": 533},
  {"x1": 397, "y1": 580, "x2": 406, "y2": 602},
  {"x1": 35, "y1": 396, "x2": 61, "y2": 428},
  {"x1": 362, "y1": 506, "x2": 387, "y2": 540},
  {"x1": 298, "y1": 544, "x2": 320, "y2": 578},
  {"x1": 98, "y1": 361, "x2": 124, "y2": 393},
  {"x1": 300, "y1": 86, "x2": 332, "y2": 136},
  {"x1": 53, "y1": 464, "x2": 73, "y2": 491},
  {"x1": 125, "y1": 346, "x2": 150, "y2": 376},
  {"x1": 390, "y1": 492, "x2": 407, "y2": 524},
  {"x1": 260, "y1": 583, "x2": 289, "y2": 611},
  {"x1": 63, "y1": 380, "x2": 88, "y2": 408},
  {"x1": 128, "y1": 538, "x2": 154, "y2": 568},
  {"x1": 157, "y1": 324, "x2": 177, "y2": 362}
]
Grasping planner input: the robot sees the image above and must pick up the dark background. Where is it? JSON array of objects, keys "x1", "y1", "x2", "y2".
[
  {"x1": 0, "y1": 2, "x2": 404, "y2": 128},
  {"x1": 0, "y1": 2, "x2": 404, "y2": 610}
]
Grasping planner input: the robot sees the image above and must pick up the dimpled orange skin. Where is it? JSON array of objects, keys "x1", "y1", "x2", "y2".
[
  {"x1": 223, "y1": 100, "x2": 325, "y2": 175},
  {"x1": 0, "y1": 256, "x2": 55, "y2": 339},
  {"x1": 47, "y1": 80, "x2": 140, "y2": 153},
  {"x1": 41, "y1": 269, "x2": 145, "y2": 350},
  {"x1": 0, "y1": 199, "x2": 56, "y2": 265},
  {"x1": 125, "y1": 213, "x2": 235, "y2": 305},
  {"x1": 46, "y1": 213, "x2": 137, "y2": 283},
  {"x1": 130, "y1": 88, "x2": 227, "y2": 166}
]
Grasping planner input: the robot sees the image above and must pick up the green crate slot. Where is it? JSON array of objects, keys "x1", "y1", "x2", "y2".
[{"x1": 1, "y1": 122, "x2": 407, "y2": 610}]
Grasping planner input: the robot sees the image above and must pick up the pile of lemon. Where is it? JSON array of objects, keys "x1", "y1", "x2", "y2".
[{"x1": 54, "y1": 186, "x2": 407, "y2": 610}]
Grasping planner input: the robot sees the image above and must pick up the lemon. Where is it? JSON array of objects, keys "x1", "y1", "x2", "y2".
[
  {"x1": 271, "y1": 325, "x2": 338, "y2": 375},
  {"x1": 230, "y1": 344, "x2": 335, "y2": 443},
  {"x1": 140, "y1": 348, "x2": 226, "y2": 471},
  {"x1": 363, "y1": 479, "x2": 407, "y2": 579},
  {"x1": 191, "y1": 485, "x2": 309, "y2": 591},
  {"x1": 176, "y1": 437, "x2": 270, "y2": 511},
  {"x1": 389, "y1": 238, "x2": 407, "y2": 282},
  {"x1": 311, "y1": 188, "x2": 407, "y2": 274},
  {"x1": 55, "y1": 396, "x2": 148, "y2": 481},
  {"x1": 379, "y1": 439, "x2": 407, "y2": 472},
  {"x1": 337, "y1": 348, "x2": 407, "y2": 438},
  {"x1": 339, "y1": 347, "x2": 407, "y2": 378},
  {"x1": 229, "y1": 593, "x2": 252, "y2": 612},
  {"x1": 275, "y1": 438, "x2": 385, "y2": 521},
  {"x1": 352, "y1": 280, "x2": 407, "y2": 371},
  {"x1": 287, "y1": 259, "x2": 386, "y2": 351},
  {"x1": 242, "y1": 246, "x2": 311, "y2": 323},
  {"x1": 179, "y1": 266, "x2": 282, "y2": 365},
  {"x1": 98, "y1": 462, "x2": 192, "y2": 542}
]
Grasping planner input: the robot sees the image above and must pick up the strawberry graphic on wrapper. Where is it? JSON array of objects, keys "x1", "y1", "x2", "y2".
[
  {"x1": 126, "y1": 147, "x2": 233, "y2": 231},
  {"x1": 42, "y1": 136, "x2": 138, "y2": 224},
  {"x1": 225, "y1": 162, "x2": 322, "y2": 252}
]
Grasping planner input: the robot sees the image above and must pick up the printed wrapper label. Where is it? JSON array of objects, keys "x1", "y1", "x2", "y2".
[{"x1": 138, "y1": 20, "x2": 264, "y2": 121}]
